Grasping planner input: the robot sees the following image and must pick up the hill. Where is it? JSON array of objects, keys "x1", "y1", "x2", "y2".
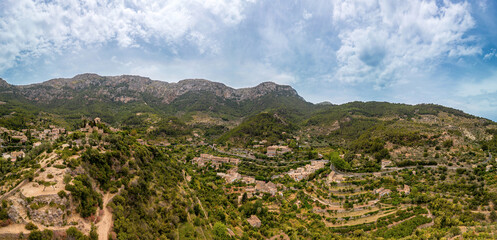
[
  {"x1": 0, "y1": 74, "x2": 310, "y2": 129},
  {"x1": 1, "y1": 74, "x2": 497, "y2": 239}
]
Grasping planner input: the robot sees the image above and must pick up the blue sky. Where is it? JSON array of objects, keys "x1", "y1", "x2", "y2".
[{"x1": 1, "y1": 0, "x2": 497, "y2": 120}]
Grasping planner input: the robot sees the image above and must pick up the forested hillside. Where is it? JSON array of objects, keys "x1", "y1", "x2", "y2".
[{"x1": 1, "y1": 75, "x2": 497, "y2": 239}]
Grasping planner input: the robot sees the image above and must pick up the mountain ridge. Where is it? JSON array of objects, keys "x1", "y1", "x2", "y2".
[
  {"x1": 2, "y1": 73, "x2": 300, "y2": 104},
  {"x1": 0, "y1": 73, "x2": 494, "y2": 136}
]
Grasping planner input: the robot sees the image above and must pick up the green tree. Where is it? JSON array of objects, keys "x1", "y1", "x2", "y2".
[
  {"x1": 28, "y1": 230, "x2": 53, "y2": 240},
  {"x1": 27, "y1": 231, "x2": 43, "y2": 240},
  {"x1": 213, "y1": 222, "x2": 229, "y2": 240},
  {"x1": 490, "y1": 210, "x2": 497, "y2": 222},
  {"x1": 66, "y1": 227, "x2": 87, "y2": 240},
  {"x1": 89, "y1": 224, "x2": 98, "y2": 240}
]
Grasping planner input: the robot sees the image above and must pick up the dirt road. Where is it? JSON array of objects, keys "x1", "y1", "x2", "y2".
[{"x1": 96, "y1": 192, "x2": 117, "y2": 240}]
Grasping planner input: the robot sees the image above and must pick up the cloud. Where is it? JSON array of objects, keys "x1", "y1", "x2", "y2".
[
  {"x1": 484, "y1": 49, "x2": 497, "y2": 60},
  {"x1": 1, "y1": 0, "x2": 496, "y2": 121},
  {"x1": 124, "y1": 58, "x2": 298, "y2": 87},
  {"x1": 303, "y1": 9, "x2": 313, "y2": 20},
  {"x1": 457, "y1": 72, "x2": 497, "y2": 97},
  {"x1": 332, "y1": 0, "x2": 481, "y2": 86},
  {"x1": 0, "y1": 0, "x2": 255, "y2": 72}
]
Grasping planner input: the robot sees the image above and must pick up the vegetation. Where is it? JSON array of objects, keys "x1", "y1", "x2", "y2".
[
  {"x1": 65, "y1": 175, "x2": 103, "y2": 218},
  {"x1": 0, "y1": 82, "x2": 496, "y2": 239},
  {"x1": 219, "y1": 112, "x2": 296, "y2": 144}
]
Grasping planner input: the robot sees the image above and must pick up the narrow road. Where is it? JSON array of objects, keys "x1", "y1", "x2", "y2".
[
  {"x1": 96, "y1": 191, "x2": 117, "y2": 240},
  {"x1": 330, "y1": 163, "x2": 465, "y2": 178}
]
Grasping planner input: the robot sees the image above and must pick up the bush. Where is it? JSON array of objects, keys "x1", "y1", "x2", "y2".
[
  {"x1": 29, "y1": 230, "x2": 53, "y2": 240},
  {"x1": 58, "y1": 190, "x2": 68, "y2": 199},
  {"x1": 66, "y1": 227, "x2": 87, "y2": 239},
  {"x1": 443, "y1": 140, "x2": 454, "y2": 148},
  {"x1": 65, "y1": 175, "x2": 102, "y2": 218},
  {"x1": 54, "y1": 164, "x2": 66, "y2": 169},
  {"x1": 25, "y1": 222, "x2": 38, "y2": 230},
  {"x1": 90, "y1": 224, "x2": 98, "y2": 240},
  {"x1": 63, "y1": 174, "x2": 72, "y2": 184},
  {"x1": 0, "y1": 203, "x2": 8, "y2": 220},
  {"x1": 213, "y1": 222, "x2": 229, "y2": 240},
  {"x1": 374, "y1": 216, "x2": 431, "y2": 238}
]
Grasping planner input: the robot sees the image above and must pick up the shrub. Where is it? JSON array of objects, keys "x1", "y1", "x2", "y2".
[
  {"x1": 58, "y1": 190, "x2": 68, "y2": 199},
  {"x1": 66, "y1": 227, "x2": 86, "y2": 239},
  {"x1": 443, "y1": 140, "x2": 454, "y2": 148},
  {"x1": 25, "y1": 222, "x2": 38, "y2": 230},
  {"x1": 54, "y1": 164, "x2": 66, "y2": 169},
  {"x1": 65, "y1": 175, "x2": 102, "y2": 218}
]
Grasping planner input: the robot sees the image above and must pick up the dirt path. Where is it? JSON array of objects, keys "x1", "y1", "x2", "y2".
[
  {"x1": 96, "y1": 192, "x2": 117, "y2": 240},
  {"x1": 0, "y1": 153, "x2": 58, "y2": 202},
  {"x1": 418, "y1": 209, "x2": 435, "y2": 229},
  {"x1": 0, "y1": 224, "x2": 29, "y2": 235}
]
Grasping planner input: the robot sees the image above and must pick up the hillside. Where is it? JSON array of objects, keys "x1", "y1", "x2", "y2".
[
  {"x1": 0, "y1": 74, "x2": 308, "y2": 129},
  {"x1": 1, "y1": 74, "x2": 497, "y2": 239}
]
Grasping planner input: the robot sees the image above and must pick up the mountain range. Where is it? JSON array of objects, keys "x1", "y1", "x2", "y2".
[
  {"x1": 0, "y1": 73, "x2": 495, "y2": 147},
  {"x1": 2, "y1": 74, "x2": 497, "y2": 239}
]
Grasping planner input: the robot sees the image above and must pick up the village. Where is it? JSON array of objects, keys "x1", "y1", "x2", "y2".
[
  {"x1": 191, "y1": 145, "x2": 416, "y2": 230},
  {"x1": 0, "y1": 118, "x2": 123, "y2": 238},
  {"x1": 0, "y1": 118, "x2": 118, "y2": 162},
  {"x1": 0, "y1": 115, "x2": 489, "y2": 239},
  {"x1": 1, "y1": 117, "x2": 422, "y2": 234}
]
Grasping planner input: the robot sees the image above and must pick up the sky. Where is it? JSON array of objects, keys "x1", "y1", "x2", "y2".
[{"x1": 1, "y1": 0, "x2": 497, "y2": 120}]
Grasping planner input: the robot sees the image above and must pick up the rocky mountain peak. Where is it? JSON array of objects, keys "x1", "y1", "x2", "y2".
[
  {"x1": 0, "y1": 78, "x2": 10, "y2": 88},
  {"x1": 4, "y1": 74, "x2": 303, "y2": 104}
]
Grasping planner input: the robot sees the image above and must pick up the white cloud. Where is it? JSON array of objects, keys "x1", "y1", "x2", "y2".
[
  {"x1": 446, "y1": 71, "x2": 497, "y2": 119},
  {"x1": 0, "y1": 0, "x2": 255, "y2": 72},
  {"x1": 457, "y1": 72, "x2": 497, "y2": 97},
  {"x1": 478, "y1": 0, "x2": 488, "y2": 10},
  {"x1": 146, "y1": 59, "x2": 298, "y2": 86},
  {"x1": 303, "y1": 9, "x2": 313, "y2": 20},
  {"x1": 332, "y1": 0, "x2": 480, "y2": 86},
  {"x1": 484, "y1": 49, "x2": 497, "y2": 60},
  {"x1": 45, "y1": 51, "x2": 298, "y2": 87}
]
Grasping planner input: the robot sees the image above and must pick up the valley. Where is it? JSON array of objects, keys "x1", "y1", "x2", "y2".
[{"x1": 0, "y1": 75, "x2": 497, "y2": 239}]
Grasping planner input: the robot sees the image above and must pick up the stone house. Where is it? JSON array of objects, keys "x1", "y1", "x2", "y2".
[
  {"x1": 327, "y1": 171, "x2": 344, "y2": 183},
  {"x1": 286, "y1": 161, "x2": 326, "y2": 182},
  {"x1": 266, "y1": 145, "x2": 291, "y2": 157},
  {"x1": 374, "y1": 187, "x2": 391, "y2": 197},
  {"x1": 12, "y1": 135, "x2": 28, "y2": 143},
  {"x1": 10, "y1": 151, "x2": 25, "y2": 161},
  {"x1": 397, "y1": 185, "x2": 410, "y2": 195},
  {"x1": 255, "y1": 181, "x2": 278, "y2": 195},
  {"x1": 193, "y1": 154, "x2": 240, "y2": 168},
  {"x1": 247, "y1": 215, "x2": 261, "y2": 228}
]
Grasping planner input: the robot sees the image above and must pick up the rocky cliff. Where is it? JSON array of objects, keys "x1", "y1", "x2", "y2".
[{"x1": 4, "y1": 74, "x2": 300, "y2": 104}]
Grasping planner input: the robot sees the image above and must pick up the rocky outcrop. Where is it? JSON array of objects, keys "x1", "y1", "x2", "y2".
[
  {"x1": 6, "y1": 192, "x2": 70, "y2": 227},
  {"x1": 29, "y1": 208, "x2": 65, "y2": 226},
  {"x1": 0, "y1": 78, "x2": 10, "y2": 88},
  {"x1": 24, "y1": 194, "x2": 67, "y2": 206},
  {"x1": 7, "y1": 205, "x2": 25, "y2": 224},
  {"x1": 24, "y1": 194, "x2": 68, "y2": 226},
  {"x1": 9, "y1": 74, "x2": 300, "y2": 104}
]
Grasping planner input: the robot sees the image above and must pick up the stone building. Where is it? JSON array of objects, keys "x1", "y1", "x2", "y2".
[
  {"x1": 247, "y1": 215, "x2": 261, "y2": 228},
  {"x1": 266, "y1": 145, "x2": 291, "y2": 157}
]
